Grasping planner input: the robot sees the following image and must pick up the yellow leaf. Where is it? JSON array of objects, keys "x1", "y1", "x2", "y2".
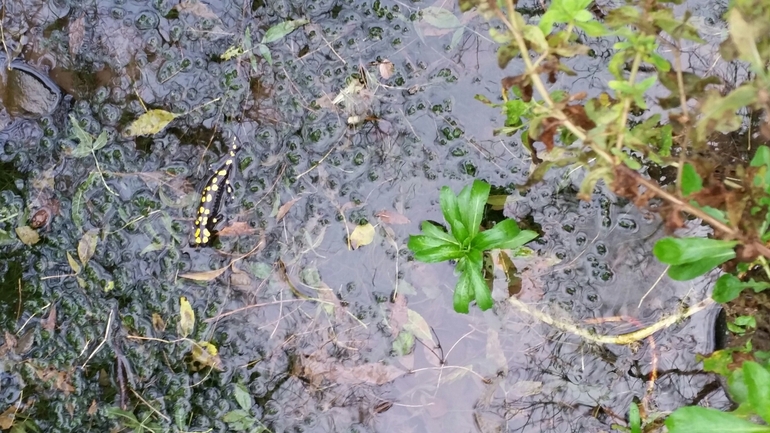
[
  {"x1": 178, "y1": 296, "x2": 195, "y2": 338},
  {"x1": 404, "y1": 309, "x2": 433, "y2": 342},
  {"x1": 179, "y1": 266, "x2": 227, "y2": 281},
  {"x1": 15, "y1": 225, "x2": 40, "y2": 245},
  {"x1": 77, "y1": 228, "x2": 99, "y2": 266},
  {"x1": 123, "y1": 109, "x2": 179, "y2": 137},
  {"x1": 221, "y1": 46, "x2": 243, "y2": 60},
  {"x1": 191, "y1": 341, "x2": 223, "y2": 370},
  {"x1": 152, "y1": 313, "x2": 166, "y2": 332},
  {"x1": 349, "y1": 223, "x2": 375, "y2": 249},
  {"x1": 67, "y1": 251, "x2": 81, "y2": 274}
]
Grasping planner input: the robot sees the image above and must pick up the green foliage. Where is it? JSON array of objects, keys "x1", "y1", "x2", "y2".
[
  {"x1": 652, "y1": 237, "x2": 737, "y2": 281},
  {"x1": 222, "y1": 383, "x2": 269, "y2": 433},
  {"x1": 408, "y1": 180, "x2": 537, "y2": 313},
  {"x1": 666, "y1": 361, "x2": 770, "y2": 432}
]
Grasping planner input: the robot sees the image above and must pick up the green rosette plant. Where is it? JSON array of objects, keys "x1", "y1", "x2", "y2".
[{"x1": 408, "y1": 180, "x2": 538, "y2": 313}]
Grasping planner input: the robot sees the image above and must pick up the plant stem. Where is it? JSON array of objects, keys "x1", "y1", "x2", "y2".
[{"x1": 614, "y1": 52, "x2": 642, "y2": 151}]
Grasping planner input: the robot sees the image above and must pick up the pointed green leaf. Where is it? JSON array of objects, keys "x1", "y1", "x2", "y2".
[
  {"x1": 262, "y1": 19, "x2": 308, "y2": 44},
  {"x1": 653, "y1": 237, "x2": 738, "y2": 265},
  {"x1": 668, "y1": 255, "x2": 734, "y2": 281},
  {"x1": 408, "y1": 234, "x2": 458, "y2": 254},
  {"x1": 468, "y1": 266, "x2": 493, "y2": 310},
  {"x1": 496, "y1": 229, "x2": 539, "y2": 250},
  {"x1": 743, "y1": 361, "x2": 770, "y2": 423},
  {"x1": 453, "y1": 272, "x2": 472, "y2": 314},
  {"x1": 413, "y1": 244, "x2": 466, "y2": 263},
  {"x1": 665, "y1": 406, "x2": 770, "y2": 433},
  {"x1": 463, "y1": 180, "x2": 490, "y2": 239},
  {"x1": 92, "y1": 131, "x2": 109, "y2": 151},
  {"x1": 575, "y1": 20, "x2": 607, "y2": 37},
  {"x1": 472, "y1": 219, "x2": 520, "y2": 251},
  {"x1": 440, "y1": 186, "x2": 467, "y2": 241},
  {"x1": 751, "y1": 146, "x2": 770, "y2": 167},
  {"x1": 420, "y1": 221, "x2": 458, "y2": 245},
  {"x1": 233, "y1": 383, "x2": 253, "y2": 411}
]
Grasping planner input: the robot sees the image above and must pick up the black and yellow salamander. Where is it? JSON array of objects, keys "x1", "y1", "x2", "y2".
[{"x1": 192, "y1": 139, "x2": 239, "y2": 247}]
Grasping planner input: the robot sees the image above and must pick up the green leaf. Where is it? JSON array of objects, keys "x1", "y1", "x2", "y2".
[
  {"x1": 668, "y1": 254, "x2": 735, "y2": 281},
  {"x1": 497, "y1": 43, "x2": 520, "y2": 69},
  {"x1": 629, "y1": 402, "x2": 641, "y2": 433},
  {"x1": 469, "y1": 265, "x2": 493, "y2": 310},
  {"x1": 421, "y1": 6, "x2": 462, "y2": 29},
  {"x1": 408, "y1": 233, "x2": 458, "y2": 254},
  {"x1": 92, "y1": 131, "x2": 109, "y2": 151},
  {"x1": 750, "y1": 146, "x2": 770, "y2": 168},
  {"x1": 453, "y1": 271, "x2": 472, "y2": 314},
  {"x1": 262, "y1": 19, "x2": 308, "y2": 44},
  {"x1": 472, "y1": 219, "x2": 521, "y2": 251},
  {"x1": 419, "y1": 221, "x2": 459, "y2": 245},
  {"x1": 464, "y1": 180, "x2": 491, "y2": 239},
  {"x1": 222, "y1": 409, "x2": 251, "y2": 423},
  {"x1": 665, "y1": 406, "x2": 770, "y2": 433},
  {"x1": 123, "y1": 109, "x2": 179, "y2": 137},
  {"x1": 257, "y1": 44, "x2": 272, "y2": 65},
  {"x1": 72, "y1": 172, "x2": 98, "y2": 231},
  {"x1": 522, "y1": 25, "x2": 548, "y2": 51},
  {"x1": 743, "y1": 361, "x2": 770, "y2": 423},
  {"x1": 497, "y1": 229, "x2": 539, "y2": 250},
  {"x1": 233, "y1": 383, "x2": 252, "y2": 411},
  {"x1": 711, "y1": 275, "x2": 770, "y2": 303},
  {"x1": 575, "y1": 20, "x2": 607, "y2": 37},
  {"x1": 681, "y1": 163, "x2": 703, "y2": 195},
  {"x1": 440, "y1": 186, "x2": 468, "y2": 242},
  {"x1": 652, "y1": 237, "x2": 738, "y2": 265},
  {"x1": 413, "y1": 244, "x2": 466, "y2": 263}
]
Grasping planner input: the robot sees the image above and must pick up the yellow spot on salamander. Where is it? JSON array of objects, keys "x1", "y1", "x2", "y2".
[
  {"x1": 218, "y1": 170, "x2": 227, "y2": 176},
  {"x1": 212, "y1": 217, "x2": 218, "y2": 223},
  {"x1": 199, "y1": 206, "x2": 204, "y2": 213},
  {"x1": 226, "y1": 160, "x2": 232, "y2": 165},
  {"x1": 195, "y1": 236, "x2": 202, "y2": 243},
  {"x1": 212, "y1": 177, "x2": 218, "y2": 184},
  {"x1": 195, "y1": 228, "x2": 201, "y2": 237},
  {"x1": 202, "y1": 236, "x2": 209, "y2": 244},
  {"x1": 204, "y1": 208, "x2": 210, "y2": 215},
  {"x1": 211, "y1": 184, "x2": 219, "y2": 191},
  {"x1": 201, "y1": 196, "x2": 206, "y2": 203},
  {"x1": 230, "y1": 151, "x2": 235, "y2": 156},
  {"x1": 203, "y1": 228, "x2": 211, "y2": 237},
  {"x1": 201, "y1": 216, "x2": 208, "y2": 225},
  {"x1": 206, "y1": 193, "x2": 212, "y2": 202}
]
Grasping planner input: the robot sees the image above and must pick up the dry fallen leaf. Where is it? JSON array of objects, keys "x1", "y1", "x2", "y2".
[
  {"x1": 77, "y1": 228, "x2": 99, "y2": 266},
  {"x1": 375, "y1": 210, "x2": 410, "y2": 225},
  {"x1": 300, "y1": 353, "x2": 407, "y2": 386},
  {"x1": 217, "y1": 221, "x2": 257, "y2": 237},
  {"x1": 66, "y1": 251, "x2": 81, "y2": 274},
  {"x1": 378, "y1": 60, "x2": 394, "y2": 79},
  {"x1": 276, "y1": 197, "x2": 302, "y2": 222},
  {"x1": 42, "y1": 304, "x2": 57, "y2": 332},
  {"x1": 152, "y1": 313, "x2": 166, "y2": 332},
  {"x1": 87, "y1": 400, "x2": 98, "y2": 416},
  {"x1": 0, "y1": 404, "x2": 15, "y2": 429},
  {"x1": 123, "y1": 109, "x2": 179, "y2": 137},
  {"x1": 178, "y1": 296, "x2": 195, "y2": 338},
  {"x1": 349, "y1": 223, "x2": 375, "y2": 249},
  {"x1": 173, "y1": 0, "x2": 219, "y2": 19},
  {"x1": 68, "y1": 16, "x2": 86, "y2": 55},
  {"x1": 179, "y1": 266, "x2": 227, "y2": 281},
  {"x1": 15, "y1": 226, "x2": 40, "y2": 245},
  {"x1": 191, "y1": 341, "x2": 223, "y2": 370}
]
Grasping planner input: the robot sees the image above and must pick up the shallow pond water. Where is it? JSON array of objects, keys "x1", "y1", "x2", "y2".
[{"x1": 0, "y1": 0, "x2": 735, "y2": 432}]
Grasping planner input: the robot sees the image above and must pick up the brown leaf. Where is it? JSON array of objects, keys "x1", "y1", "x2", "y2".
[
  {"x1": 68, "y1": 16, "x2": 86, "y2": 55},
  {"x1": 152, "y1": 313, "x2": 166, "y2": 332},
  {"x1": 87, "y1": 400, "x2": 98, "y2": 416},
  {"x1": 179, "y1": 267, "x2": 227, "y2": 281},
  {"x1": 42, "y1": 304, "x2": 57, "y2": 332},
  {"x1": 217, "y1": 221, "x2": 257, "y2": 237},
  {"x1": 375, "y1": 210, "x2": 410, "y2": 225},
  {"x1": 535, "y1": 117, "x2": 561, "y2": 151},
  {"x1": 563, "y1": 104, "x2": 595, "y2": 130},
  {"x1": 388, "y1": 294, "x2": 408, "y2": 337},
  {"x1": 0, "y1": 404, "x2": 15, "y2": 429},
  {"x1": 276, "y1": 197, "x2": 302, "y2": 222},
  {"x1": 173, "y1": 0, "x2": 219, "y2": 19},
  {"x1": 299, "y1": 354, "x2": 407, "y2": 386},
  {"x1": 378, "y1": 60, "x2": 394, "y2": 79},
  {"x1": 35, "y1": 367, "x2": 75, "y2": 394}
]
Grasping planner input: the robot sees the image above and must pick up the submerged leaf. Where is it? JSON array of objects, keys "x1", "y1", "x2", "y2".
[
  {"x1": 179, "y1": 267, "x2": 227, "y2": 281},
  {"x1": 66, "y1": 251, "x2": 81, "y2": 275},
  {"x1": 123, "y1": 109, "x2": 179, "y2": 137},
  {"x1": 15, "y1": 225, "x2": 40, "y2": 245},
  {"x1": 262, "y1": 19, "x2": 309, "y2": 44},
  {"x1": 349, "y1": 223, "x2": 375, "y2": 249},
  {"x1": 178, "y1": 296, "x2": 195, "y2": 338},
  {"x1": 77, "y1": 229, "x2": 99, "y2": 266}
]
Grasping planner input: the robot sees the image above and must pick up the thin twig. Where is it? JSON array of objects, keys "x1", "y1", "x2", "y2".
[{"x1": 82, "y1": 309, "x2": 113, "y2": 368}]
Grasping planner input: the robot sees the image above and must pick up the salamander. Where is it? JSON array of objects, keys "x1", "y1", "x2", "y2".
[{"x1": 192, "y1": 139, "x2": 239, "y2": 247}]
